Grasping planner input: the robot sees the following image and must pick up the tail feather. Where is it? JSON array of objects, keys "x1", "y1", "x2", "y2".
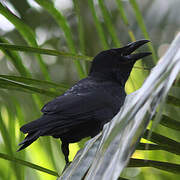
[
  {"x1": 20, "y1": 116, "x2": 45, "y2": 134},
  {"x1": 18, "y1": 116, "x2": 63, "y2": 151},
  {"x1": 17, "y1": 131, "x2": 41, "y2": 151},
  {"x1": 20, "y1": 115, "x2": 63, "y2": 134},
  {"x1": 18, "y1": 115, "x2": 71, "y2": 151}
]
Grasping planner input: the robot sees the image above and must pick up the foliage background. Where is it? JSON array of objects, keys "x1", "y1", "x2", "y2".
[{"x1": 0, "y1": 0, "x2": 179, "y2": 179}]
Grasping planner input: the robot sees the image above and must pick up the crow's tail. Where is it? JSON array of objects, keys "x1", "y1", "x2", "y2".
[
  {"x1": 17, "y1": 116, "x2": 48, "y2": 151},
  {"x1": 17, "y1": 130, "x2": 41, "y2": 151},
  {"x1": 17, "y1": 115, "x2": 66, "y2": 151}
]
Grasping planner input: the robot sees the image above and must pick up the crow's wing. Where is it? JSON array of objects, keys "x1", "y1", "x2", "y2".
[
  {"x1": 42, "y1": 90, "x2": 114, "y2": 115},
  {"x1": 20, "y1": 83, "x2": 121, "y2": 134}
]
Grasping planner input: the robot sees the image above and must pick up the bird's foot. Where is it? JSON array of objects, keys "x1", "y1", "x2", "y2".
[{"x1": 62, "y1": 162, "x2": 71, "y2": 173}]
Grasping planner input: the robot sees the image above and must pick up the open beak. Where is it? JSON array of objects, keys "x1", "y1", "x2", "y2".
[{"x1": 117, "y1": 39, "x2": 152, "y2": 61}]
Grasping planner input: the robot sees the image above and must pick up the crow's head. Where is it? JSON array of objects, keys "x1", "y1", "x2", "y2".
[{"x1": 90, "y1": 40, "x2": 151, "y2": 86}]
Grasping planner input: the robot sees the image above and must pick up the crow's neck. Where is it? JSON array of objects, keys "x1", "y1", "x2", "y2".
[{"x1": 89, "y1": 70, "x2": 131, "y2": 87}]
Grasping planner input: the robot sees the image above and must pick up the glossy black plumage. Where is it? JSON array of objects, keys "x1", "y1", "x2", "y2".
[{"x1": 18, "y1": 40, "x2": 151, "y2": 164}]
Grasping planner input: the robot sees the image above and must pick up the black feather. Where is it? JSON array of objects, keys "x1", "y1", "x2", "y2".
[{"x1": 18, "y1": 40, "x2": 151, "y2": 165}]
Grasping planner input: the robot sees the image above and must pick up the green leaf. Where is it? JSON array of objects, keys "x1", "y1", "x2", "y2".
[
  {"x1": 175, "y1": 78, "x2": 180, "y2": 87},
  {"x1": 118, "y1": 177, "x2": 129, "y2": 180},
  {"x1": 0, "y1": 75, "x2": 69, "y2": 90},
  {"x1": 73, "y1": 0, "x2": 85, "y2": 54},
  {"x1": 0, "y1": 43, "x2": 92, "y2": 61},
  {"x1": 129, "y1": 0, "x2": 157, "y2": 62},
  {"x1": 0, "y1": 110, "x2": 22, "y2": 179},
  {"x1": 0, "y1": 2, "x2": 50, "y2": 80},
  {"x1": 116, "y1": 0, "x2": 136, "y2": 41},
  {"x1": 167, "y1": 95, "x2": 180, "y2": 106},
  {"x1": 0, "y1": 43, "x2": 150, "y2": 72},
  {"x1": 98, "y1": 0, "x2": 121, "y2": 47},
  {"x1": 0, "y1": 38, "x2": 30, "y2": 77},
  {"x1": 0, "y1": 77, "x2": 59, "y2": 97},
  {"x1": 0, "y1": 112, "x2": 13, "y2": 155},
  {"x1": 73, "y1": 0, "x2": 88, "y2": 77},
  {"x1": 152, "y1": 114, "x2": 180, "y2": 131},
  {"x1": 88, "y1": 0, "x2": 109, "y2": 49},
  {"x1": 0, "y1": 152, "x2": 59, "y2": 177},
  {"x1": 128, "y1": 158, "x2": 180, "y2": 174},
  {"x1": 137, "y1": 143, "x2": 167, "y2": 151},
  {"x1": 34, "y1": 0, "x2": 86, "y2": 78},
  {"x1": 143, "y1": 130, "x2": 180, "y2": 155}
]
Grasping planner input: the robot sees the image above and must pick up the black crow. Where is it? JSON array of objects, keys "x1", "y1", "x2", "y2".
[{"x1": 18, "y1": 40, "x2": 151, "y2": 164}]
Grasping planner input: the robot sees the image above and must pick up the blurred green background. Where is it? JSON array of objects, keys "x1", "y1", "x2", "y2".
[{"x1": 0, "y1": 0, "x2": 179, "y2": 179}]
